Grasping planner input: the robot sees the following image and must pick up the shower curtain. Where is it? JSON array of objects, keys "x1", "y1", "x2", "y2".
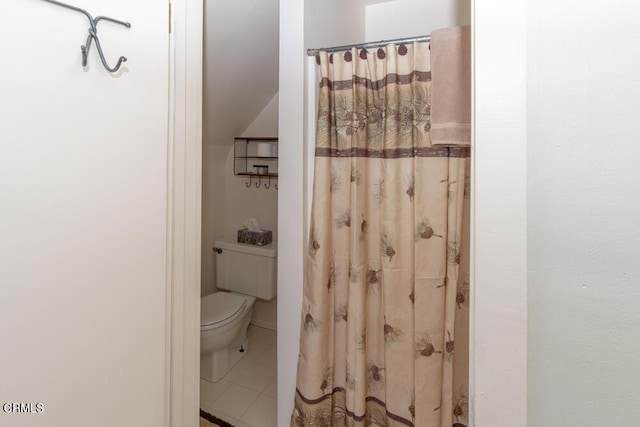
[{"x1": 292, "y1": 41, "x2": 470, "y2": 427}]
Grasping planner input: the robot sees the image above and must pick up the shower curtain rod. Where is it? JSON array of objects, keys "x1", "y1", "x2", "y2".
[{"x1": 306, "y1": 34, "x2": 430, "y2": 56}]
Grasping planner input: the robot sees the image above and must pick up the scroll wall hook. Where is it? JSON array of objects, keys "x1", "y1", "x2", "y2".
[{"x1": 42, "y1": 0, "x2": 131, "y2": 73}]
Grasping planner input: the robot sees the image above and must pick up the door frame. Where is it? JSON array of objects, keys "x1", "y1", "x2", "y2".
[
  {"x1": 167, "y1": 0, "x2": 528, "y2": 426},
  {"x1": 166, "y1": 0, "x2": 203, "y2": 426},
  {"x1": 470, "y1": 0, "x2": 527, "y2": 425}
]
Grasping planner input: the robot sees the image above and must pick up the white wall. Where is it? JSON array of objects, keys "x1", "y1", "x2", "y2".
[
  {"x1": 304, "y1": 0, "x2": 365, "y2": 48},
  {"x1": 474, "y1": 0, "x2": 528, "y2": 425},
  {"x1": 0, "y1": 1, "x2": 169, "y2": 426},
  {"x1": 277, "y1": 2, "x2": 306, "y2": 421},
  {"x1": 222, "y1": 150, "x2": 278, "y2": 241},
  {"x1": 201, "y1": 145, "x2": 228, "y2": 297},
  {"x1": 242, "y1": 93, "x2": 279, "y2": 137},
  {"x1": 203, "y1": 0, "x2": 279, "y2": 145},
  {"x1": 365, "y1": 0, "x2": 470, "y2": 40},
  {"x1": 527, "y1": 1, "x2": 640, "y2": 424}
]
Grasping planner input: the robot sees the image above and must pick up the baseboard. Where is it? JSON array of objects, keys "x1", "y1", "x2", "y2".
[{"x1": 250, "y1": 319, "x2": 277, "y2": 331}]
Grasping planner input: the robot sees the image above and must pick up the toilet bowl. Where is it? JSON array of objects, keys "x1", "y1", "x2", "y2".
[
  {"x1": 200, "y1": 291, "x2": 256, "y2": 383},
  {"x1": 200, "y1": 240, "x2": 276, "y2": 383}
]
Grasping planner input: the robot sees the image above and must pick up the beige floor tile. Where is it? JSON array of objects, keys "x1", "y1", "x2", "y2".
[
  {"x1": 262, "y1": 376, "x2": 277, "y2": 397},
  {"x1": 241, "y1": 394, "x2": 277, "y2": 427},
  {"x1": 245, "y1": 339, "x2": 269, "y2": 362},
  {"x1": 234, "y1": 362, "x2": 277, "y2": 392},
  {"x1": 200, "y1": 378, "x2": 232, "y2": 408},
  {"x1": 210, "y1": 383, "x2": 260, "y2": 420},
  {"x1": 255, "y1": 343, "x2": 277, "y2": 369},
  {"x1": 222, "y1": 357, "x2": 252, "y2": 382}
]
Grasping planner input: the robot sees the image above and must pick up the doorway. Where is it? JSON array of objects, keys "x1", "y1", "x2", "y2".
[
  {"x1": 199, "y1": 1, "x2": 279, "y2": 426},
  {"x1": 168, "y1": 1, "x2": 528, "y2": 426}
]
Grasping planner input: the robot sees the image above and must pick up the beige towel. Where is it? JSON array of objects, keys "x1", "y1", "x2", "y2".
[{"x1": 430, "y1": 25, "x2": 471, "y2": 146}]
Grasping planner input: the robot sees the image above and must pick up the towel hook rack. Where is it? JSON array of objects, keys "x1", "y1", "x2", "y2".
[{"x1": 42, "y1": 0, "x2": 131, "y2": 73}]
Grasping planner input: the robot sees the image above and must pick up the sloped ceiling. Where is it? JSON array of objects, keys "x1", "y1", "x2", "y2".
[{"x1": 203, "y1": 0, "x2": 279, "y2": 145}]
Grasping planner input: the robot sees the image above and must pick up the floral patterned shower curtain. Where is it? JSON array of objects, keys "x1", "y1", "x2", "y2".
[{"x1": 292, "y1": 41, "x2": 470, "y2": 427}]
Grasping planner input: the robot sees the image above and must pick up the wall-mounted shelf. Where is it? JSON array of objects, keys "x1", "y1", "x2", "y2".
[
  {"x1": 234, "y1": 137, "x2": 278, "y2": 189},
  {"x1": 236, "y1": 172, "x2": 279, "y2": 177}
]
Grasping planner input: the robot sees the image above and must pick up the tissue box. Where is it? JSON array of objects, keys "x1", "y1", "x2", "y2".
[{"x1": 237, "y1": 228, "x2": 272, "y2": 246}]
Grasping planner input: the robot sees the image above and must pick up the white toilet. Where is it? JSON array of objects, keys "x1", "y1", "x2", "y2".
[{"x1": 200, "y1": 240, "x2": 277, "y2": 383}]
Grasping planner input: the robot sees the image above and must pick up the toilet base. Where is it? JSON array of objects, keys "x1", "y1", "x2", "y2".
[{"x1": 200, "y1": 335, "x2": 249, "y2": 383}]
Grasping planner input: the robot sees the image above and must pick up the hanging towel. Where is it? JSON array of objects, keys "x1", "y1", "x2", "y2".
[{"x1": 430, "y1": 25, "x2": 471, "y2": 146}]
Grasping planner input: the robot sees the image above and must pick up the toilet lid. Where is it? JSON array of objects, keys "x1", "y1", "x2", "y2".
[{"x1": 201, "y1": 292, "x2": 246, "y2": 327}]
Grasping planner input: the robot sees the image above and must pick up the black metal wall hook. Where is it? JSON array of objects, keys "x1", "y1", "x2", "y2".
[
  {"x1": 245, "y1": 175, "x2": 279, "y2": 189},
  {"x1": 42, "y1": 0, "x2": 131, "y2": 73}
]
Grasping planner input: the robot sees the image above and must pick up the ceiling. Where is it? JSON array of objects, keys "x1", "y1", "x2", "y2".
[{"x1": 203, "y1": 0, "x2": 279, "y2": 145}]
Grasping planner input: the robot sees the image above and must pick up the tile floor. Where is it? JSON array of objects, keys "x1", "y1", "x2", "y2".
[{"x1": 200, "y1": 325, "x2": 277, "y2": 427}]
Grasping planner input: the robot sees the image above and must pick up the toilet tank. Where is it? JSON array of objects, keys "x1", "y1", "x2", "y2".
[{"x1": 214, "y1": 240, "x2": 277, "y2": 300}]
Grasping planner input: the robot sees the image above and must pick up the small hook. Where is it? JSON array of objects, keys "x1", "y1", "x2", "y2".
[
  {"x1": 88, "y1": 28, "x2": 129, "y2": 72},
  {"x1": 245, "y1": 176, "x2": 252, "y2": 187},
  {"x1": 264, "y1": 176, "x2": 271, "y2": 189},
  {"x1": 255, "y1": 176, "x2": 261, "y2": 188}
]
